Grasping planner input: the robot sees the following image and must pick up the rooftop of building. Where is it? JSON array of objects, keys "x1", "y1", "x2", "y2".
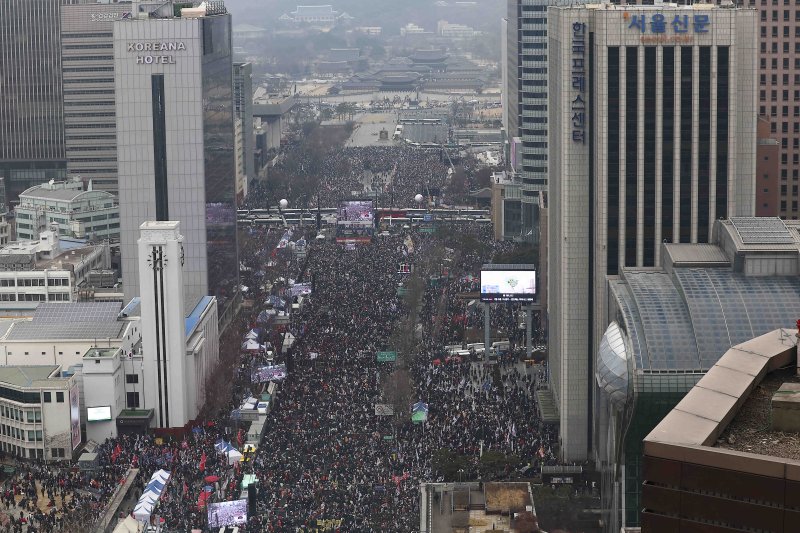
[
  {"x1": 598, "y1": 218, "x2": 800, "y2": 407},
  {"x1": 422, "y1": 482, "x2": 535, "y2": 533},
  {"x1": 716, "y1": 365, "x2": 800, "y2": 461},
  {"x1": 83, "y1": 347, "x2": 121, "y2": 360},
  {"x1": 560, "y1": 2, "x2": 735, "y2": 10},
  {"x1": 18, "y1": 180, "x2": 115, "y2": 205},
  {"x1": 117, "y1": 295, "x2": 214, "y2": 338},
  {"x1": 645, "y1": 329, "x2": 800, "y2": 477},
  {"x1": 0, "y1": 365, "x2": 63, "y2": 388},
  {"x1": 0, "y1": 232, "x2": 106, "y2": 272},
  {"x1": 186, "y1": 296, "x2": 215, "y2": 337},
  {"x1": 3, "y1": 302, "x2": 126, "y2": 341},
  {"x1": 124, "y1": 0, "x2": 228, "y2": 20}
]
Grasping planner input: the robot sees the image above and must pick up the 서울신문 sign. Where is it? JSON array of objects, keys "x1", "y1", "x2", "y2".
[{"x1": 625, "y1": 13, "x2": 710, "y2": 34}]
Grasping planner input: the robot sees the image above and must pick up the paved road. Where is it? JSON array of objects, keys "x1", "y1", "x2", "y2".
[{"x1": 346, "y1": 113, "x2": 400, "y2": 147}]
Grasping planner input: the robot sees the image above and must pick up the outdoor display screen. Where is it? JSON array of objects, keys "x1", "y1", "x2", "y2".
[
  {"x1": 480, "y1": 270, "x2": 536, "y2": 302},
  {"x1": 87, "y1": 406, "x2": 112, "y2": 422},
  {"x1": 207, "y1": 499, "x2": 248, "y2": 527},
  {"x1": 336, "y1": 200, "x2": 374, "y2": 242},
  {"x1": 251, "y1": 364, "x2": 288, "y2": 383}
]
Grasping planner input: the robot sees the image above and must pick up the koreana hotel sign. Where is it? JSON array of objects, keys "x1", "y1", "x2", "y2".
[{"x1": 128, "y1": 41, "x2": 188, "y2": 64}]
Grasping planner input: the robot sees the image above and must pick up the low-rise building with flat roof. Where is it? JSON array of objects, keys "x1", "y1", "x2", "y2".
[
  {"x1": 15, "y1": 179, "x2": 119, "y2": 242},
  {"x1": 0, "y1": 365, "x2": 80, "y2": 461},
  {"x1": 0, "y1": 230, "x2": 111, "y2": 304}
]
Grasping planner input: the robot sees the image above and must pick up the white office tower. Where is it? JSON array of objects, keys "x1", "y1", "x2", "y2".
[
  {"x1": 547, "y1": 3, "x2": 757, "y2": 461},
  {"x1": 138, "y1": 221, "x2": 195, "y2": 428}
]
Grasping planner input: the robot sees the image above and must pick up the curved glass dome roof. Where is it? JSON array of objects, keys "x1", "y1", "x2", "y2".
[{"x1": 596, "y1": 321, "x2": 629, "y2": 407}]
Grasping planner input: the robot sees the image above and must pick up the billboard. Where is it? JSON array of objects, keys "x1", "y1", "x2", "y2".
[
  {"x1": 288, "y1": 282, "x2": 312, "y2": 297},
  {"x1": 207, "y1": 499, "x2": 248, "y2": 528},
  {"x1": 251, "y1": 364, "x2": 288, "y2": 383},
  {"x1": 480, "y1": 270, "x2": 536, "y2": 302},
  {"x1": 87, "y1": 406, "x2": 112, "y2": 422},
  {"x1": 69, "y1": 384, "x2": 82, "y2": 450},
  {"x1": 336, "y1": 199, "x2": 374, "y2": 243}
]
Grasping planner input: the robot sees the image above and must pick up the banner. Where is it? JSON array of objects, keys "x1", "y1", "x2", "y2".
[
  {"x1": 251, "y1": 364, "x2": 288, "y2": 383},
  {"x1": 69, "y1": 384, "x2": 81, "y2": 451},
  {"x1": 288, "y1": 282, "x2": 312, "y2": 297},
  {"x1": 276, "y1": 230, "x2": 293, "y2": 249},
  {"x1": 374, "y1": 404, "x2": 394, "y2": 416}
]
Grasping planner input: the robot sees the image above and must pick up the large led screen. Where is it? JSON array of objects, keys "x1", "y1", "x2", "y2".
[
  {"x1": 336, "y1": 200, "x2": 374, "y2": 242},
  {"x1": 480, "y1": 270, "x2": 536, "y2": 302},
  {"x1": 87, "y1": 406, "x2": 112, "y2": 422},
  {"x1": 207, "y1": 499, "x2": 248, "y2": 528}
]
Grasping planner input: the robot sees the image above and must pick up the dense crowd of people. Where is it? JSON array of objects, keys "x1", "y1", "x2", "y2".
[
  {"x1": 0, "y1": 145, "x2": 559, "y2": 533},
  {"x1": 244, "y1": 145, "x2": 461, "y2": 210}
]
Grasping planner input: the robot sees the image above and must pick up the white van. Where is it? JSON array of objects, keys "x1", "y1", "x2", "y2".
[
  {"x1": 467, "y1": 343, "x2": 485, "y2": 355},
  {"x1": 491, "y1": 340, "x2": 510, "y2": 355},
  {"x1": 445, "y1": 344, "x2": 464, "y2": 355}
]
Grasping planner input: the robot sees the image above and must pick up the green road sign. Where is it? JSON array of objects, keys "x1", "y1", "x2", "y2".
[
  {"x1": 383, "y1": 435, "x2": 394, "y2": 441},
  {"x1": 376, "y1": 351, "x2": 397, "y2": 362}
]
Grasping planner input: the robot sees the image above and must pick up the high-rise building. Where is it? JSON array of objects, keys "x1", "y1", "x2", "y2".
[
  {"x1": 507, "y1": 0, "x2": 548, "y2": 238},
  {"x1": 753, "y1": 0, "x2": 800, "y2": 218},
  {"x1": 233, "y1": 62, "x2": 254, "y2": 201},
  {"x1": 60, "y1": 1, "x2": 133, "y2": 194},
  {"x1": 547, "y1": 3, "x2": 757, "y2": 461},
  {"x1": 114, "y1": 1, "x2": 239, "y2": 314},
  {"x1": 0, "y1": 0, "x2": 67, "y2": 204}
]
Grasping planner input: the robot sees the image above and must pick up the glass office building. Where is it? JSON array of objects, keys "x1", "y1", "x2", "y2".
[
  {"x1": 114, "y1": 2, "x2": 238, "y2": 314},
  {"x1": 596, "y1": 217, "x2": 800, "y2": 532},
  {"x1": 0, "y1": 0, "x2": 66, "y2": 205}
]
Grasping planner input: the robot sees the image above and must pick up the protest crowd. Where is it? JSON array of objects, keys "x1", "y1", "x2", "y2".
[{"x1": 0, "y1": 145, "x2": 559, "y2": 533}]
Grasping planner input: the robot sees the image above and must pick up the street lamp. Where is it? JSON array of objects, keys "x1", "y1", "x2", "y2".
[
  {"x1": 414, "y1": 193, "x2": 424, "y2": 205},
  {"x1": 279, "y1": 198, "x2": 288, "y2": 210}
]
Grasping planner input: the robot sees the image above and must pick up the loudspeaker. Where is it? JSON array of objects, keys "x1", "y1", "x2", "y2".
[{"x1": 247, "y1": 483, "x2": 257, "y2": 516}]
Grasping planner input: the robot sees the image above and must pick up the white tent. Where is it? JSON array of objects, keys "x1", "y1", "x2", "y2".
[
  {"x1": 244, "y1": 330, "x2": 259, "y2": 340},
  {"x1": 226, "y1": 449, "x2": 243, "y2": 464},
  {"x1": 241, "y1": 339, "x2": 263, "y2": 351},
  {"x1": 133, "y1": 469, "x2": 170, "y2": 522}
]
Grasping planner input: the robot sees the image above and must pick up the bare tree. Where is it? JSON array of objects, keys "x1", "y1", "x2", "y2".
[{"x1": 382, "y1": 368, "x2": 414, "y2": 426}]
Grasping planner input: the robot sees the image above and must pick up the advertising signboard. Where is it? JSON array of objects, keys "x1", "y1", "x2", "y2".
[{"x1": 70, "y1": 384, "x2": 82, "y2": 451}]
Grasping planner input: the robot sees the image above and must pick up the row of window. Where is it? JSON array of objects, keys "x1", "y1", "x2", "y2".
[
  {"x1": 0, "y1": 406, "x2": 40, "y2": 423},
  {"x1": 760, "y1": 25, "x2": 800, "y2": 38},
  {"x1": 761, "y1": 73, "x2": 800, "y2": 86},
  {"x1": 761, "y1": 41, "x2": 796, "y2": 53},
  {"x1": 63, "y1": 67, "x2": 114, "y2": 73},
  {"x1": 73, "y1": 212, "x2": 119, "y2": 222},
  {"x1": 760, "y1": 9, "x2": 800, "y2": 20},
  {"x1": 0, "y1": 294, "x2": 69, "y2": 302},
  {"x1": 759, "y1": 88, "x2": 800, "y2": 101},
  {"x1": 0, "y1": 425, "x2": 42, "y2": 442},
  {"x1": 0, "y1": 278, "x2": 69, "y2": 287}
]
